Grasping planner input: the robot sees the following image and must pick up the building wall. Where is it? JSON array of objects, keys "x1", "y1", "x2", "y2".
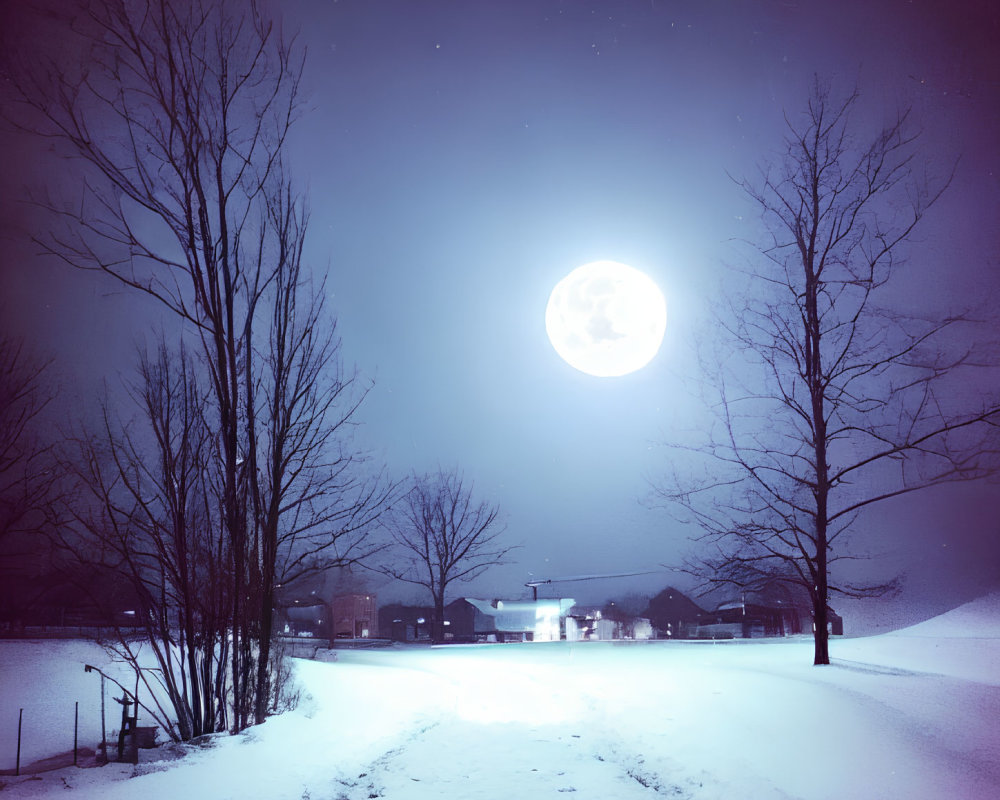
[
  {"x1": 443, "y1": 599, "x2": 479, "y2": 640},
  {"x1": 330, "y1": 593, "x2": 377, "y2": 639},
  {"x1": 378, "y1": 604, "x2": 434, "y2": 642}
]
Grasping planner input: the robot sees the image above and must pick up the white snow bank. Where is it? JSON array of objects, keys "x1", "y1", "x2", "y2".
[
  {"x1": 890, "y1": 591, "x2": 1000, "y2": 639},
  {"x1": 831, "y1": 592, "x2": 1000, "y2": 686},
  {"x1": 1, "y1": 593, "x2": 997, "y2": 799}
]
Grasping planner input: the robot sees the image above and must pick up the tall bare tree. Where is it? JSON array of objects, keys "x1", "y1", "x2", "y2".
[
  {"x1": 654, "y1": 80, "x2": 999, "y2": 665},
  {"x1": 245, "y1": 193, "x2": 395, "y2": 722},
  {"x1": 9, "y1": 0, "x2": 391, "y2": 729},
  {"x1": 380, "y1": 470, "x2": 511, "y2": 642}
]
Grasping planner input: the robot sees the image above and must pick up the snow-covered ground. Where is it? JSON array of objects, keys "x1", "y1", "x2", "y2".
[{"x1": 2, "y1": 594, "x2": 998, "y2": 799}]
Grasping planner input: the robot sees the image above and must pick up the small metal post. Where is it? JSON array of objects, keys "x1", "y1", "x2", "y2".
[
  {"x1": 74, "y1": 701, "x2": 79, "y2": 766},
  {"x1": 116, "y1": 695, "x2": 130, "y2": 762},
  {"x1": 99, "y1": 675, "x2": 106, "y2": 763},
  {"x1": 15, "y1": 708, "x2": 22, "y2": 777}
]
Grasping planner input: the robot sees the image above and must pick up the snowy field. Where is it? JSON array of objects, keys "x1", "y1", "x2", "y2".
[{"x1": 1, "y1": 594, "x2": 998, "y2": 799}]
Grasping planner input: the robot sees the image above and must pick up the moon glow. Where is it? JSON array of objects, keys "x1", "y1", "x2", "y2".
[{"x1": 545, "y1": 261, "x2": 667, "y2": 377}]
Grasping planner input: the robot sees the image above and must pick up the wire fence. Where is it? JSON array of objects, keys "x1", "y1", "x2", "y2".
[
  {"x1": 2, "y1": 695, "x2": 155, "y2": 777},
  {"x1": 0, "y1": 702, "x2": 93, "y2": 777}
]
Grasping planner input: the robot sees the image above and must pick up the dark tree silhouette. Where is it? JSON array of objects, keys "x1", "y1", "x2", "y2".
[
  {"x1": 380, "y1": 470, "x2": 512, "y2": 642},
  {"x1": 654, "y1": 80, "x2": 1000, "y2": 665},
  {"x1": 0, "y1": 336, "x2": 53, "y2": 546},
  {"x1": 8, "y1": 0, "x2": 392, "y2": 730},
  {"x1": 61, "y1": 344, "x2": 227, "y2": 740},
  {"x1": 0, "y1": 336, "x2": 57, "y2": 626}
]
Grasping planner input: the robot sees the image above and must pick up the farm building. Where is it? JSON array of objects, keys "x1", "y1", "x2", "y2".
[
  {"x1": 446, "y1": 598, "x2": 577, "y2": 642},
  {"x1": 277, "y1": 601, "x2": 328, "y2": 638},
  {"x1": 693, "y1": 583, "x2": 843, "y2": 639},
  {"x1": 331, "y1": 593, "x2": 378, "y2": 639},
  {"x1": 380, "y1": 598, "x2": 578, "y2": 642},
  {"x1": 643, "y1": 587, "x2": 706, "y2": 638},
  {"x1": 378, "y1": 604, "x2": 435, "y2": 642},
  {"x1": 564, "y1": 605, "x2": 653, "y2": 640}
]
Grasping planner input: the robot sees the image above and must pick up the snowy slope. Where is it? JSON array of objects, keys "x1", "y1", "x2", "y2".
[
  {"x1": 832, "y1": 592, "x2": 1000, "y2": 685},
  {"x1": 1, "y1": 594, "x2": 998, "y2": 799},
  {"x1": 890, "y1": 592, "x2": 1000, "y2": 639}
]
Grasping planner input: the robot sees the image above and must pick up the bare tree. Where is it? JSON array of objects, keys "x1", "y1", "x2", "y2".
[
  {"x1": 59, "y1": 344, "x2": 230, "y2": 740},
  {"x1": 0, "y1": 335, "x2": 58, "y2": 625},
  {"x1": 380, "y1": 470, "x2": 512, "y2": 642},
  {"x1": 654, "y1": 80, "x2": 999, "y2": 665},
  {"x1": 245, "y1": 195, "x2": 395, "y2": 722},
  {"x1": 0, "y1": 336, "x2": 54, "y2": 543},
  {"x1": 8, "y1": 0, "x2": 391, "y2": 729},
  {"x1": 7, "y1": 0, "x2": 298, "y2": 731}
]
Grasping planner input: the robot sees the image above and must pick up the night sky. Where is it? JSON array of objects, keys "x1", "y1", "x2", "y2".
[{"x1": 2, "y1": 0, "x2": 998, "y2": 626}]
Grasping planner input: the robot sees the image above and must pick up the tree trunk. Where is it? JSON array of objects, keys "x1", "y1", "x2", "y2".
[
  {"x1": 813, "y1": 590, "x2": 830, "y2": 665},
  {"x1": 433, "y1": 594, "x2": 446, "y2": 644},
  {"x1": 254, "y1": 591, "x2": 275, "y2": 724}
]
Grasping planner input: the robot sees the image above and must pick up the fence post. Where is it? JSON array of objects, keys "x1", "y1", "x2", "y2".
[
  {"x1": 74, "y1": 701, "x2": 78, "y2": 766},
  {"x1": 15, "y1": 708, "x2": 22, "y2": 777}
]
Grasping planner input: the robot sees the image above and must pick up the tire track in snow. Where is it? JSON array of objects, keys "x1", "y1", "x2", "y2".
[{"x1": 333, "y1": 717, "x2": 693, "y2": 800}]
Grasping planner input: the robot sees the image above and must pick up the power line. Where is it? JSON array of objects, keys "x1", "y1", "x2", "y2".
[{"x1": 524, "y1": 570, "x2": 663, "y2": 599}]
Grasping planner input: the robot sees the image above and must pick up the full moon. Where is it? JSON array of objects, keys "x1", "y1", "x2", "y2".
[{"x1": 545, "y1": 261, "x2": 667, "y2": 377}]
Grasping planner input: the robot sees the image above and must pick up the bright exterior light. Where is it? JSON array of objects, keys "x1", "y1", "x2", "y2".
[
  {"x1": 545, "y1": 261, "x2": 667, "y2": 377},
  {"x1": 533, "y1": 601, "x2": 561, "y2": 642}
]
